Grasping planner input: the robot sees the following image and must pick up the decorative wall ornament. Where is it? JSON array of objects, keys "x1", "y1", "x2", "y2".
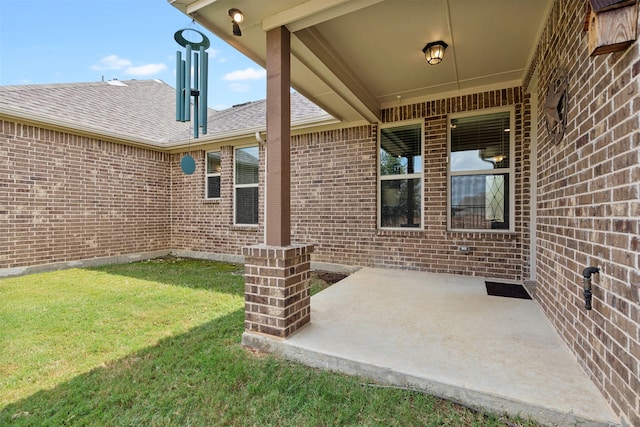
[{"x1": 544, "y1": 70, "x2": 568, "y2": 144}]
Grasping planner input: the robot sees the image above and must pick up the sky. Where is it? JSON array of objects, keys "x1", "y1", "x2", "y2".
[{"x1": 0, "y1": 0, "x2": 266, "y2": 110}]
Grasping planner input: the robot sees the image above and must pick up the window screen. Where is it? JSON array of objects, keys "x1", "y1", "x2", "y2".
[
  {"x1": 234, "y1": 146, "x2": 259, "y2": 225},
  {"x1": 206, "y1": 151, "x2": 221, "y2": 199}
]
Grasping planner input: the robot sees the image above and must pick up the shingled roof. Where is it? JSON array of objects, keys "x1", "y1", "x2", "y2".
[{"x1": 0, "y1": 79, "x2": 333, "y2": 147}]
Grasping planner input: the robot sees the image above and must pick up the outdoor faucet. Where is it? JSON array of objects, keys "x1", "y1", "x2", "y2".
[{"x1": 582, "y1": 267, "x2": 600, "y2": 310}]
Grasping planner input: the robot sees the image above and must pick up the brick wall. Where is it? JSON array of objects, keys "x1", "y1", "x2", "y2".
[
  {"x1": 170, "y1": 144, "x2": 265, "y2": 256},
  {"x1": 165, "y1": 87, "x2": 531, "y2": 281},
  {"x1": 289, "y1": 87, "x2": 531, "y2": 280},
  {"x1": 0, "y1": 120, "x2": 170, "y2": 269},
  {"x1": 532, "y1": 1, "x2": 639, "y2": 424},
  {"x1": 1, "y1": 88, "x2": 530, "y2": 281}
]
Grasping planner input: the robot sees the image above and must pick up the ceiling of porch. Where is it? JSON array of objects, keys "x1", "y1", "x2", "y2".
[{"x1": 168, "y1": 0, "x2": 553, "y2": 123}]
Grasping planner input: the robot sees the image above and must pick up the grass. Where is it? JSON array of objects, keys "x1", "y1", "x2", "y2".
[{"x1": 0, "y1": 257, "x2": 538, "y2": 426}]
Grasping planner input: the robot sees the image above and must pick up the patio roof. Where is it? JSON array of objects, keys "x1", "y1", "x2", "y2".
[
  {"x1": 168, "y1": 0, "x2": 553, "y2": 123},
  {"x1": 0, "y1": 79, "x2": 334, "y2": 148}
]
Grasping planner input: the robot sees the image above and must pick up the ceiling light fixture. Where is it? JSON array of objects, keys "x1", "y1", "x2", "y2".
[
  {"x1": 422, "y1": 40, "x2": 448, "y2": 65},
  {"x1": 228, "y1": 8, "x2": 244, "y2": 36}
]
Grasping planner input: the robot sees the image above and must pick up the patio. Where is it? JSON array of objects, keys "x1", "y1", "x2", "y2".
[{"x1": 243, "y1": 267, "x2": 619, "y2": 427}]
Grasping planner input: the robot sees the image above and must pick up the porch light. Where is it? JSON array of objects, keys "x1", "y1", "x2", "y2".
[
  {"x1": 422, "y1": 40, "x2": 448, "y2": 65},
  {"x1": 228, "y1": 8, "x2": 244, "y2": 36}
]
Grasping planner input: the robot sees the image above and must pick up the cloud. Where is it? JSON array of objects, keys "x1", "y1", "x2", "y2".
[
  {"x1": 91, "y1": 55, "x2": 132, "y2": 71},
  {"x1": 223, "y1": 67, "x2": 266, "y2": 81},
  {"x1": 126, "y1": 63, "x2": 167, "y2": 76},
  {"x1": 91, "y1": 54, "x2": 166, "y2": 77}
]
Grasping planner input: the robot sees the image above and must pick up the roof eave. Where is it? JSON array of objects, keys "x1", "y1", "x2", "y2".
[
  {"x1": 1, "y1": 104, "x2": 341, "y2": 153},
  {"x1": 163, "y1": 114, "x2": 341, "y2": 151},
  {"x1": 0, "y1": 106, "x2": 165, "y2": 151}
]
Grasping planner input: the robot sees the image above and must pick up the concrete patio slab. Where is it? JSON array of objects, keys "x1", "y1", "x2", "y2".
[{"x1": 243, "y1": 267, "x2": 619, "y2": 427}]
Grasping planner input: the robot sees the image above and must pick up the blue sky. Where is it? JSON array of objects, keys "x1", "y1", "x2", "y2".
[{"x1": 0, "y1": 0, "x2": 266, "y2": 110}]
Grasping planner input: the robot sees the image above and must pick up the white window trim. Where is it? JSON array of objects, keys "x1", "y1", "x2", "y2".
[
  {"x1": 447, "y1": 106, "x2": 515, "y2": 233},
  {"x1": 205, "y1": 150, "x2": 221, "y2": 200},
  {"x1": 233, "y1": 144, "x2": 259, "y2": 227},
  {"x1": 377, "y1": 119, "x2": 424, "y2": 230}
]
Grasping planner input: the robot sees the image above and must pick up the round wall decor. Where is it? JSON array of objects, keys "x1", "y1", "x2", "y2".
[{"x1": 180, "y1": 154, "x2": 196, "y2": 175}]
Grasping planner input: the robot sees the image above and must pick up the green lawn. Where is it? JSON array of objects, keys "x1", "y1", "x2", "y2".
[{"x1": 0, "y1": 257, "x2": 537, "y2": 426}]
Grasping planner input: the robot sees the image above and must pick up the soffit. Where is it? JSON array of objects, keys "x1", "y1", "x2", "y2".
[{"x1": 169, "y1": 0, "x2": 552, "y2": 123}]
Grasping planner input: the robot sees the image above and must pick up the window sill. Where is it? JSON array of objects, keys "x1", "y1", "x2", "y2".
[
  {"x1": 203, "y1": 198, "x2": 221, "y2": 204},
  {"x1": 377, "y1": 228, "x2": 424, "y2": 236},
  {"x1": 447, "y1": 230, "x2": 517, "y2": 238},
  {"x1": 231, "y1": 224, "x2": 259, "y2": 232}
]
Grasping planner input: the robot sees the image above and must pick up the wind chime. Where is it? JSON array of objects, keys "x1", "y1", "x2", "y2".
[{"x1": 174, "y1": 28, "x2": 210, "y2": 174}]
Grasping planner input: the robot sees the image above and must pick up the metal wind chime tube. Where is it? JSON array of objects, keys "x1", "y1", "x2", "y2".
[
  {"x1": 200, "y1": 46, "x2": 208, "y2": 135},
  {"x1": 193, "y1": 48, "x2": 199, "y2": 137},
  {"x1": 174, "y1": 28, "x2": 210, "y2": 139},
  {"x1": 184, "y1": 43, "x2": 191, "y2": 122},
  {"x1": 175, "y1": 51, "x2": 183, "y2": 121}
]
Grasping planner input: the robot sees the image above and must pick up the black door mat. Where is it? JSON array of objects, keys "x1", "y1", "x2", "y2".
[{"x1": 485, "y1": 281, "x2": 532, "y2": 299}]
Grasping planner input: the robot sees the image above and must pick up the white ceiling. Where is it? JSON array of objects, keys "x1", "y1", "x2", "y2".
[{"x1": 168, "y1": 0, "x2": 553, "y2": 123}]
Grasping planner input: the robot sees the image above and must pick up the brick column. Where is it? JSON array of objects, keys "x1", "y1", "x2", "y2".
[
  {"x1": 243, "y1": 244, "x2": 314, "y2": 338},
  {"x1": 244, "y1": 27, "x2": 313, "y2": 340}
]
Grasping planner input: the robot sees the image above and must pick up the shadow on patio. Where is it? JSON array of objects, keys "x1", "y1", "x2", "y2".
[{"x1": 243, "y1": 267, "x2": 619, "y2": 427}]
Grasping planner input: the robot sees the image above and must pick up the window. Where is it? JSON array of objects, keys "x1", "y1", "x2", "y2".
[
  {"x1": 234, "y1": 146, "x2": 259, "y2": 225},
  {"x1": 379, "y1": 121, "x2": 423, "y2": 229},
  {"x1": 448, "y1": 109, "x2": 513, "y2": 231},
  {"x1": 206, "y1": 151, "x2": 221, "y2": 199}
]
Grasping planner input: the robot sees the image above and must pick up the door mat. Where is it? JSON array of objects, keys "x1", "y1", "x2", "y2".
[{"x1": 485, "y1": 281, "x2": 532, "y2": 299}]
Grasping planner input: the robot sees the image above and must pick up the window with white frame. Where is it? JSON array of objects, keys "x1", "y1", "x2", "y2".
[
  {"x1": 206, "y1": 151, "x2": 221, "y2": 199},
  {"x1": 379, "y1": 121, "x2": 423, "y2": 229},
  {"x1": 448, "y1": 108, "x2": 513, "y2": 232},
  {"x1": 234, "y1": 146, "x2": 259, "y2": 225}
]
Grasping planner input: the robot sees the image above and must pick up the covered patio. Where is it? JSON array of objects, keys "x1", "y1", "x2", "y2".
[
  {"x1": 165, "y1": 1, "x2": 637, "y2": 424},
  {"x1": 243, "y1": 267, "x2": 618, "y2": 427}
]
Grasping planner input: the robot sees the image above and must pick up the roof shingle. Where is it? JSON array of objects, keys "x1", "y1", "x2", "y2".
[{"x1": 0, "y1": 79, "x2": 332, "y2": 146}]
